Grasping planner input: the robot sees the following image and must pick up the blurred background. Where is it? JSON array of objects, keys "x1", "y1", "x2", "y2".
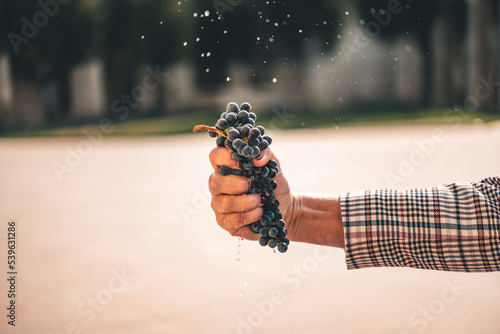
[
  {"x1": 0, "y1": 0, "x2": 499, "y2": 132},
  {"x1": 1, "y1": 1, "x2": 500, "y2": 334}
]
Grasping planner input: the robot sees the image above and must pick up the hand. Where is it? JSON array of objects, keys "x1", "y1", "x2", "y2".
[{"x1": 208, "y1": 147, "x2": 296, "y2": 241}]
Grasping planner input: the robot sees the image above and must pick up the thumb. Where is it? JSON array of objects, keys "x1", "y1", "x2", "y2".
[{"x1": 251, "y1": 148, "x2": 277, "y2": 168}]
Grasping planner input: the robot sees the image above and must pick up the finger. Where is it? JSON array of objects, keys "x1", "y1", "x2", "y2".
[
  {"x1": 209, "y1": 147, "x2": 241, "y2": 171},
  {"x1": 252, "y1": 148, "x2": 275, "y2": 167},
  {"x1": 211, "y1": 194, "x2": 261, "y2": 214},
  {"x1": 216, "y1": 206, "x2": 264, "y2": 231},
  {"x1": 209, "y1": 173, "x2": 250, "y2": 195}
]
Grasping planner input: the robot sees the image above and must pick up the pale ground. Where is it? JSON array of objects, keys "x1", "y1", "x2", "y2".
[{"x1": 1, "y1": 121, "x2": 500, "y2": 334}]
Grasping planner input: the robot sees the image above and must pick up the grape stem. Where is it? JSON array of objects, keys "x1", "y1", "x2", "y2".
[{"x1": 193, "y1": 125, "x2": 227, "y2": 138}]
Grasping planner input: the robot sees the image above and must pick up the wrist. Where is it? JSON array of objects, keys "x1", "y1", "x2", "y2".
[{"x1": 286, "y1": 193, "x2": 345, "y2": 249}]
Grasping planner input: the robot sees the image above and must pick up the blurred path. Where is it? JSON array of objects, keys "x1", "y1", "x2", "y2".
[{"x1": 1, "y1": 122, "x2": 499, "y2": 334}]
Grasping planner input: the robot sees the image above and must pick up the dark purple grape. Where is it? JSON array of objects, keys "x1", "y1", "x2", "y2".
[
  {"x1": 238, "y1": 110, "x2": 250, "y2": 123},
  {"x1": 256, "y1": 126, "x2": 265, "y2": 136},
  {"x1": 240, "y1": 125, "x2": 250, "y2": 137},
  {"x1": 277, "y1": 243, "x2": 288, "y2": 253},
  {"x1": 263, "y1": 135, "x2": 272, "y2": 145},
  {"x1": 258, "y1": 139, "x2": 268, "y2": 151},
  {"x1": 216, "y1": 118, "x2": 229, "y2": 130},
  {"x1": 216, "y1": 136, "x2": 226, "y2": 147},
  {"x1": 242, "y1": 146, "x2": 253, "y2": 158},
  {"x1": 240, "y1": 102, "x2": 252, "y2": 112},
  {"x1": 259, "y1": 237, "x2": 269, "y2": 247},
  {"x1": 249, "y1": 128, "x2": 260, "y2": 138},
  {"x1": 268, "y1": 238, "x2": 278, "y2": 248},
  {"x1": 232, "y1": 151, "x2": 244, "y2": 161},
  {"x1": 227, "y1": 128, "x2": 240, "y2": 141},
  {"x1": 226, "y1": 102, "x2": 239, "y2": 113}
]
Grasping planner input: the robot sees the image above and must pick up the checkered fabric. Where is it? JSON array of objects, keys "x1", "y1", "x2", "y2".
[{"x1": 340, "y1": 176, "x2": 500, "y2": 272}]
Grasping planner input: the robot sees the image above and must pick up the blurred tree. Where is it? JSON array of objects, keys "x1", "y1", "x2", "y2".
[
  {"x1": 0, "y1": 0, "x2": 97, "y2": 124},
  {"x1": 96, "y1": 0, "x2": 192, "y2": 117},
  {"x1": 351, "y1": 0, "x2": 467, "y2": 105},
  {"x1": 191, "y1": 0, "x2": 341, "y2": 90}
]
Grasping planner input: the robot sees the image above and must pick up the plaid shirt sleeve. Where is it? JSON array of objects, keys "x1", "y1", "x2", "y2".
[{"x1": 340, "y1": 176, "x2": 500, "y2": 272}]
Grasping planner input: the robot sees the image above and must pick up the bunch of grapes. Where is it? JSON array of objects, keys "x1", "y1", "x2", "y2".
[{"x1": 194, "y1": 102, "x2": 290, "y2": 253}]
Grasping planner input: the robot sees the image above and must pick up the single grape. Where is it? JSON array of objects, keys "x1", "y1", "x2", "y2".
[
  {"x1": 242, "y1": 146, "x2": 253, "y2": 158},
  {"x1": 240, "y1": 102, "x2": 252, "y2": 112},
  {"x1": 250, "y1": 222, "x2": 261, "y2": 234},
  {"x1": 267, "y1": 211, "x2": 275, "y2": 221},
  {"x1": 282, "y1": 238, "x2": 290, "y2": 246},
  {"x1": 258, "y1": 139, "x2": 268, "y2": 150},
  {"x1": 240, "y1": 126, "x2": 250, "y2": 137},
  {"x1": 227, "y1": 128, "x2": 240, "y2": 141},
  {"x1": 269, "y1": 181, "x2": 277, "y2": 190},
  {"x1": 208, "y1": 130, "x2": 217, "y2": 138},
  {"x1": 249, "y1": 112, "x2": 257, "y2": 121},
  {"x1": 225, "y1": 112, "x2": 238, "y2": 124},
  {"x1": 242, "y1": 161, "x2": 254, "y2": 170},
  {"x1": 268, "y1": 169, "x2": 277, "y2": 179},
  {"x1": 250, "y1": 146, "x2": 260, "y2": 158},
  {"x1": 279, "y1": 228, "x2": 288, "y2": 238},
  {"x1": 259, "y1": 237, "x2": 269, "y2": 247},
  {"x1": 216, "y1": 136, "x2": 226, "y2": 147},
  {"x1": 216, "y1": 118, "x2": 229, "y2": 130},
  {"x1": 277, "y1": 243, "x2": 288, "y2": 253},
  {"x1": 232, "y1": 138, "x2": 244, "y2": 150},
  {"x1": 268, "y1": 238, "x2": 278, "y2": 248},
  {"x1": 232, "y1": 151, "x2": 244, "y2": 161},
  {"x1": 263, "y1": 135, "x2": 272, "y2": 145},
  {"x1": 249, "y1": 128, "x2": 260, "y2": 138},
  {"x1": 275, "y1": 219, "x2": 285, "y2": 230},
  {"x1": 256, "y1": 126, "x2": 265, "y2": 136},
  {"x1": 268, "y1": 227, "x2": 278, "y2": 238},
  {"x1": 248, "y1": 138, "x2": 259, "y2": 147},
  {"x1": 259, "y1": 227, "x2": 269, "y2": 237},
  {"x1": 261, "y1": 167, "x2": 269, "y2": 177},
  {"x1": 226, "y1": 102, "x2": 239, "y2": 113},
  {"x1": 247, "y1": 118, "x2": 255, "y2": 127},
  {"x1": 260, "y1": 215, "x2": 272, "y2": 227},
  {"x1": 238, "y1": 110, "x2": 250, "y2": 123}
]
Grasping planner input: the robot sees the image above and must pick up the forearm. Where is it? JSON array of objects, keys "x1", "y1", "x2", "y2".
[
  {"x1": 340, "y1": 177, "x2": 500, "y2": 272},
  {"x1": 288, "y1": 193, "x2": 345, "y2": 249}
]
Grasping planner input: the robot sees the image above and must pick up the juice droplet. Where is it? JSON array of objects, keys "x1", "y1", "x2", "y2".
[
  {"x1": 258, "y1": 290, "x2": 262, "y2": 295},
  {"x1": 236, "y1": 257, "x2": 241, "y2": 262},
  {"x1": 240, "y1": 291, "x2": 245, "y2": 297},
  {"x1": 244, "y1": 279, "x2": 248, "y2": 285}
]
